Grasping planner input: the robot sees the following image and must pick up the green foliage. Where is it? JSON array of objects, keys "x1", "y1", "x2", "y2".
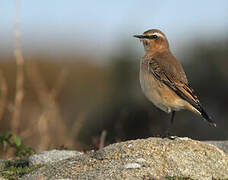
[
  {"x1": 14, "y1": 144, "x2": 35, "y2": 157},
  {"x1": 12, "y1": 135, "x2": 21, "y2": 147},
  {"x1": 0, "y1": 132, "x2": 35, "y2": 157},
  {"x1": 0, "y1": 159, "x2": 40, "y2": 179},
  {"x1": 0, "y1": 132, "x2": 11, "y2": 151}
]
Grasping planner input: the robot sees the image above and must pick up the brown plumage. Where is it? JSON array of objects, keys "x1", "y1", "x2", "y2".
[{"x1": 134, "y1": 29, "x2": 216, "y2": 127}]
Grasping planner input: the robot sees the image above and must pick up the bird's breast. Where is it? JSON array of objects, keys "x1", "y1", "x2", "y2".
[{"x1": 140, "y1": 61, "x2": 169, "y2": 112}]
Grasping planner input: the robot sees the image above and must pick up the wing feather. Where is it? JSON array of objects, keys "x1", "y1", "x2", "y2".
[{"x1": 148, "y1": 58, "x2": 216, "y2": 127}]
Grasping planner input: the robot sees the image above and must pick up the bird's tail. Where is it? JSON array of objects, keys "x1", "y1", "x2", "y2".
[
  {"x1": 172, "y1": 83, "x2": 216, "y2": 127},
  {"x1": 198, "y1": 106, "x2": 216, "y2": 127}
]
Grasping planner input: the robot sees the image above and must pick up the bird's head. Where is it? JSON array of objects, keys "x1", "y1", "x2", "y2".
[{"x1": 134, "y1": 29, "x2": 169, "y2": 52}]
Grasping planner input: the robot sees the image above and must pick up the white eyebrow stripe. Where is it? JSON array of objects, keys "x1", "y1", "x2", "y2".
[{"x1": 152, "y1": 32, "x2": 165, "y2": 38}]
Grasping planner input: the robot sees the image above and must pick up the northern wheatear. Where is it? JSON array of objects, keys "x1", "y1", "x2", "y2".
[{"x1": 134, "y1": 29, "x2": 216, "y2": 127}]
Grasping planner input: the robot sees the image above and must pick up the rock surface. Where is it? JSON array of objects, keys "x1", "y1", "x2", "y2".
[
  {"x1": 21, "y1": 137, "x2": 228, "y2": 180},
  {"x1": 28, "y1": 149, "x2": 83, "y2": 166},
  {"x1": 204, "y1": 140, "x2": 228, "y2": 153}
]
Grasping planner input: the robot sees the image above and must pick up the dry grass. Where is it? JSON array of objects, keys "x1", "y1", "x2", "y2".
[
  {"x1": 12, "y1": 0, "x2": 24, "y2": 134},
  {"x1": 0, "y1": 1, "x2": 89, "y2": 157},
  {"x1": 0, "y1": 71, "x2": 8, "y2": 122},
  {"x1": 25, "y1": 62, "x2": 70, "y2": 151}
]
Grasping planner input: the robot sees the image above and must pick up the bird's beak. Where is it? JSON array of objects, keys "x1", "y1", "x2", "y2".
[{"x1": 133, "y1": 35, "x2": 144, "y2": 39}]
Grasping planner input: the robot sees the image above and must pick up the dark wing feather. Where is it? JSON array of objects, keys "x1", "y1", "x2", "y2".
[{"x1": 148, "y1": 58, "x2": 216, "y2": 127}]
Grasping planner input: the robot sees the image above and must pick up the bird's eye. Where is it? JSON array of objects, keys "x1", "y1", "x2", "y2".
[{"x1": 151, "y1": 35, "x2": 158, "y2": 39}]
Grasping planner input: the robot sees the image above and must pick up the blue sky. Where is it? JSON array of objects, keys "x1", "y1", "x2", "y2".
[{"x1": 0, "y1": 0, "x2": 228, "y2": 59}]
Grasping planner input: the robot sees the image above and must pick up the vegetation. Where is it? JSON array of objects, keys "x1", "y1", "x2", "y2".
[
  {"x1": 0, "y1": 132, "x2": 34, "y2": 157},
  {"x1": 0, "y1": 159, "x2": 40, "y2": 179}
]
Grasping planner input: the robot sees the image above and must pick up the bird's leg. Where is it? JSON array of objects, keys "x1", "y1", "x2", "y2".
[
  {"x1": 170, "y1": 111, "x2": 175, "y2": 124},
  {"x1": 163, "y1": 111, "x2": 177, "y2": 139}
]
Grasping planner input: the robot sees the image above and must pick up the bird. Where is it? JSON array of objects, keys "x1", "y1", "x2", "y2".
[{"x1": 134, "y1": 29, "x2": 216, "y2": 128}]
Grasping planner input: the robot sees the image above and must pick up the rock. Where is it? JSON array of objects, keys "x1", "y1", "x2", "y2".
[
  {"x1": 204, "y1": 140, "x2": 228, "y2": 153},
  {"x1": 124, "y1": 162, "x2": 142, "y2": 169},
  {"x1": 28, "y1": 149, "x2": 83, "y2": 166},
  {"x1": 22, "y1": 137, "x2": 228, "y2": 179}
]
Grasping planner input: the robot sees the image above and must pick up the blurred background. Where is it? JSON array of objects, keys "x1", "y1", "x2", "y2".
[{"x1": 0, "y1": 0, "x2": 228, "y2": 158}]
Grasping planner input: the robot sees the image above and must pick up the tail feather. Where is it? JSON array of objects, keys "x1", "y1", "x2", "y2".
[
  {"x1": 172, "y1": 84, "x2": 216, "y2": 127},
  {"x1": 199, "y1": 106, "x2": 216, "y2": 127}
]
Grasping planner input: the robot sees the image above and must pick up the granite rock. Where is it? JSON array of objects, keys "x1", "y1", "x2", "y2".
[
  {"x1": 28, "y1": 149, "x2": 83, "y2": 166},
  {"x1": 21, "y1": 137, "x2": 228, "y2": 180}
]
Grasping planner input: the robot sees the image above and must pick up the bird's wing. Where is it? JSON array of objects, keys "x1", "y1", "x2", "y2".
[
  {"x1": 148, "y1": 58, "x2": 216, "y2": 127},
  {"x1": 148, "y1": 58, "x2": 199, "y2": 106}
]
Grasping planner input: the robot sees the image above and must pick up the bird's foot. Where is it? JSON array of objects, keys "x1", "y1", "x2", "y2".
[{"x1": 161, "y1": 131, "x2": 178, "y2": 140}]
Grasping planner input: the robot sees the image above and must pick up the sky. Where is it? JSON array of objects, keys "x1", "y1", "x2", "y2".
[{"x1": 0, "y1": 0, "x2": 228, "y2": 60}]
